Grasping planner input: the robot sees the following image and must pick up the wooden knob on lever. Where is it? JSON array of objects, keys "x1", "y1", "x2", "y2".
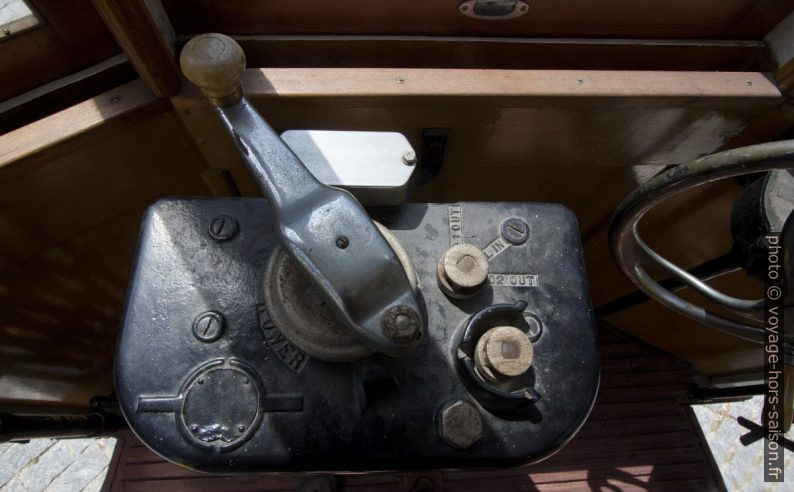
[{"x1": 179, "y1": 33, "x2": 246, "y2": 106}]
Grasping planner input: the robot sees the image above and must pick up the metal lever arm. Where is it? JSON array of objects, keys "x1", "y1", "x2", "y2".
[{"x1": 180, "y1": 34, "x2": 422, "y2": 357}]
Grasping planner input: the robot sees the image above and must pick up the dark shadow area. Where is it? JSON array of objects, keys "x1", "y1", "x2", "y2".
[{"x1": 737, "y1": 416, "x2": 794, "y2": 451}]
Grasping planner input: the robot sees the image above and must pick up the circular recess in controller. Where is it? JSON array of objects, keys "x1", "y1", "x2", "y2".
[
  {"x1": 177, "y1": 359, "x2": 263, "y2": 452},
  {"x1": 455, "y1": 301, "x2": 542, "y2": 403}
]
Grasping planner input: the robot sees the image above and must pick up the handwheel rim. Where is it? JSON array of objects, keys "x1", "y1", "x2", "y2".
[{"x1": 608, "y1": 140, "x2": 794, "y2": 344}]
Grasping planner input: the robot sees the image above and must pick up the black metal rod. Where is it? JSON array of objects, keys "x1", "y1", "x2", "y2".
[
  {"x1": 0, "y1": 412, "x2": 126, "y2": 442},
  {"x1": 689, "y1": 384, "x2": 766, "y2": 403},
  {"x1": 595, "y1": 252, "x2": 739, "y2": 318}
]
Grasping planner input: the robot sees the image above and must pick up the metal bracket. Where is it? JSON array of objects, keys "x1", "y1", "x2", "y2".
[{"x1": 459, "y1": 1, "x2": 530, "y2": 21}]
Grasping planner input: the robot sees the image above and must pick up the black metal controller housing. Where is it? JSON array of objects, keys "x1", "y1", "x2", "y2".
[{"x1": 115, "y1": 199, "x2": 599, "y2": 472}]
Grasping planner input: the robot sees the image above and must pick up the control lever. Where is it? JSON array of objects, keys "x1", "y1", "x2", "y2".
[{"x1": 179, "y1": 34, "x2": 423, "y2": 357}]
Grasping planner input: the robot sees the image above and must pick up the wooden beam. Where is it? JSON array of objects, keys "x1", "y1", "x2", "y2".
[
  {"x1": 766, "y1": 9, "x2": 794, "y2": 96},
  {"x1": 201, "y1": 36, "x2": 774, "y2": 72},
  {"x1": 0, "y1": 54, "x2": 136, "y2": 134},
  {"x1": 0, "y1": 80, "x2": 160, "y2": 176},
  {"x1": 142, "y1": 0, "x2": 175, "y2": 50},
  {"x1": 174, "y1": 68, "x2": 781, "y2": 108},
  {"x1": 776, "y1": 58, "x2": 794, "y2": 96},
  {"x1": 91, "y1": 0, "x2": 180, "y2": 97}
]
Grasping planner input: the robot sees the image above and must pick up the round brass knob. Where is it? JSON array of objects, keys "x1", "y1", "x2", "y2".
[{"x1": 179, "y1": 33, "x2": 246, "y2": 106}]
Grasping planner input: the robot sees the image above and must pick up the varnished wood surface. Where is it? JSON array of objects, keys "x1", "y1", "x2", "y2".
[
  {"x1": 0, "y1": 81, "x2": 156, "y2": 169},
  {"x1": 0, "y1": 82, "x2": 209, "y2": 407},
  {"x1": 220, "y1": 36, "x2": 775, "y2": 72},
  {"x1": 172, "y1": 69, "x2": 782, "y2": 187},
  {"x1": 0, "y1": 0, "x2": 121, "y2": 101},
  {"x1": 0, "y1": 55, "x2": 136, "y2": 135},
  {"x1": 174, "y1": 68, "x2": 781, "y2": 105},
  {"x1": 100, "y1": 328, "x2": 723, "y2": 491},
  {"x1": 776, "y1": 58, "x2": 794, "y2": 96},
  {"x1": 162, "y1": 0, "x2": 793, "y2": 40},
  {"x1": 91, "y1": 0, "x2": 181, "y2": 97}
]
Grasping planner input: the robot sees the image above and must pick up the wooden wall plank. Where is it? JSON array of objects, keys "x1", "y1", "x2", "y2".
[
  {"x1": 0, "y1": 80, "x2": 157, "y2": 170},
  {"x1": 765, "y1": 8, "x2": 794, "y2": 95},
  {"x1": 765, "y1": 8, "x2": 794, "y2": 70},
  {"x1": 174, "y1": 68, "x2": 781, "y2": 106},
  {"x1": 213, "y1": 36, "x2": 774, "y2": 72},
  {"x1": 162, "y1": 0, "x2": 794, "y2": 40},
  {"x1": 0, "y1": 54, "x2": 136, "y2": 134},
  {"x1": 776, "y1": 59, "x2": 794, "y2": 96},
  {"x1": 0, "y1": 102, "x2": 210, "y2": 407},
  {"x1": 0, "y1": 0, "x2": 121, "y2": 101}
]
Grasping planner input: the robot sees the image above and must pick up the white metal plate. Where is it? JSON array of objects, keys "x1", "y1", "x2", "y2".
[{"x1": 281, "y1": 130, "x2": 416, "y2": 206}]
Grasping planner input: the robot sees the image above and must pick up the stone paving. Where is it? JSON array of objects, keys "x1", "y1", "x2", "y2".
[
  {"x1": 692, "y1": 395, "x2": 793, "y2": 491},
  {"x1": 0, "y1": 438, "x2": 115, "y2": 492}
]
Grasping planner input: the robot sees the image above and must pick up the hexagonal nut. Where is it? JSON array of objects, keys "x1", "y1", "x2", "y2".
[{"x1": 438, "y1": 400, "x2": 483, "y2": 450}]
